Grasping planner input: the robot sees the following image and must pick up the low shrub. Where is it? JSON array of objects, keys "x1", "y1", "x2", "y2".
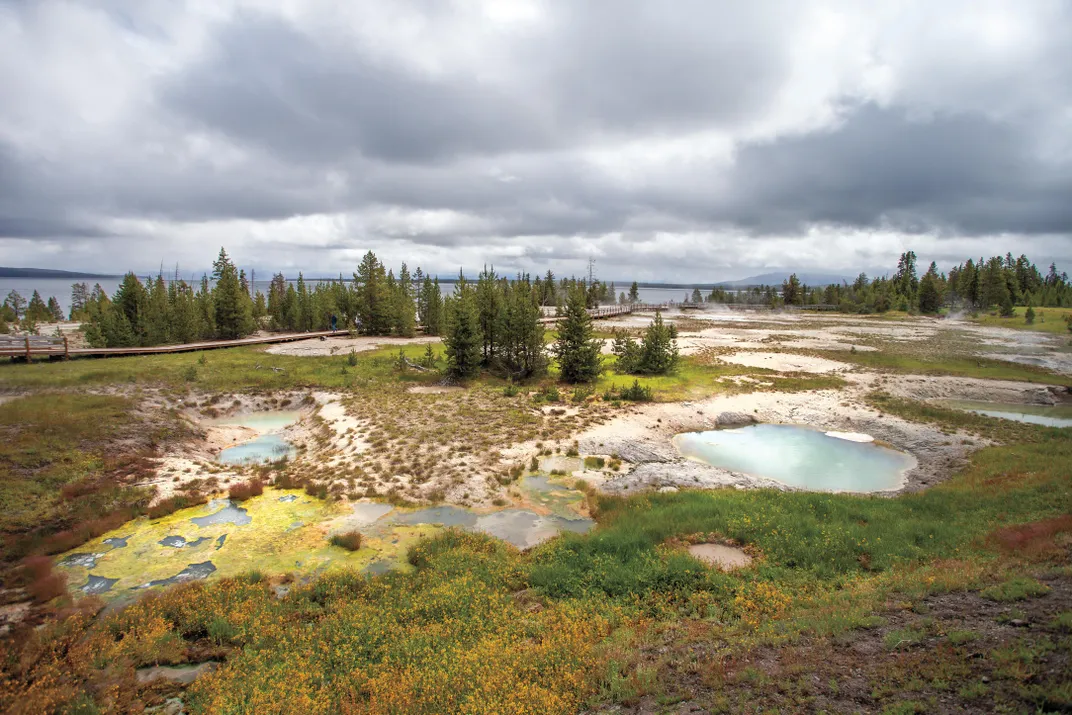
[
  {"x1": 228, "y1": 479, "x2": 264, "y2": 502},
  {"x1": 147, "y1": 493, "x2": 207, "y2": 520},
  {"x1": 330, "y1": 530, "x2": 362, "y2": 551},
  {"x1": 584, "y1": 456, "x2": 605, "y2": 469},
  {"x1": 22, "y1": 556, "x2": 67, "y2": 604}
]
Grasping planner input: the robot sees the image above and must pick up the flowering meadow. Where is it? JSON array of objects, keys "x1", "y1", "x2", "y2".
[{"x1": 2, "y1": 409, "x2": 1071, "y2": 712}]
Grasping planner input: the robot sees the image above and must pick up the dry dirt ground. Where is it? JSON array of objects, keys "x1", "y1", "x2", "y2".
[
  {"x1": 588, "y1": 570, "x2": 1072, "y2": 715},
  {"x1": 136, "y1": 308, "x2": 1070, "y2": 510}
]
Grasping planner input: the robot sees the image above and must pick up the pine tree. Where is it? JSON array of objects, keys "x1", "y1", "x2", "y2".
[
  {"x1": 171, "y1": 281, "x2": 205, "y2": 343},
  {"x1": 4, "y1": 290, "x2": 26, "y2": 320},
  {"x1": 25, "y1": 290, "x2": 51, "y2": 323},
  {"x1": 144, "y1": 274, "x2": 172, "y2": 345},
  {"x1": 296, "y1": 273, "x2": 313, "y2": 331},
  {"x1": 554, "y1": 285, "x2": 603, "y2": 383},
  {"x1": 253, "y1": 291, "x2": 267, "y2": 320},
  {"x1": 113, "y1": 273, "x2": 148, "y2": 341},
  {"x1": 284, "y1": 284, "x2": 300, "y2": 331},
  {"x1": 917, "y1": 263, "x2": 942, "y2": 314},
  {"x1": 610, "y1": 329, "x2": 642, "y2": 373},
  {"x1": 69, "y1": 283, "x2": 89, "y2": 320},
  {"x1": 542, "y1": 270, "x2": 556, "y2": 306},
  {"x1": 638, "y1": 311, "x2": 679, "y2": 374},
  {"x1": 394, "y1": 264, "x2": 417, "y2": 336},
  {"x1": 476, "y1": 266, "x2": 502, "y2": 364},
  {"x1": 980, "y1": 256, "x2": 1011, "y2": 309},
  {"x1": 496, "y1": 279, "x2": 547, "y2": 379},
  {"x1": 894, "y1": 251, "x2": 919, "y2": 300},
  {"x1": 444, "y1": 275, "x2": 483, "y2": 379},
  {"x1": 781, "y1": 274, "x2": 802, "y2": 306},
  {"x1": 628, "y1": 281, "x2": 640, "y2": 303},
  {"x1": 212, "y1": 248, "x2": 254, "y2": 339},
  {"x1": 267, "y1": 273, "x2": 288, "y2": 329},
  {"x1": 355, "y1": 251, "x2": 390, "y2": 335}
]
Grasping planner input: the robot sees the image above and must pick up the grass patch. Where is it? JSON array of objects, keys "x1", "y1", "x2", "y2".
[
  {"x1": 0, "y1": 394, "x2": 191, "y2": 583},
  {"x1": 883, "y1": 626, "x2": 926, "y2": 651},
  {"x1": 979, "y1": 576, "x2": 1052, "y2": 602},
  {"x1": 972, "y1": 306, "x2": 1072, "y2": 335},
  {"x1": 837, "y1": 349, "x2": 1072, "y2": 386}
]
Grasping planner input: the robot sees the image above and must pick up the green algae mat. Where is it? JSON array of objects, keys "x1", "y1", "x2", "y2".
[{"x1": 56, "y1": 488, "x2": 436, "y2": 597}]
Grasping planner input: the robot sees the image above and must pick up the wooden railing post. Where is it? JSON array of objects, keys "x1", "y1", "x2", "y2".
[
  {"x1": 63, "y1": 336, "x2": 69, "y2": 360},
  {"x1": 24, "y1": 336, "x2": 31, "y2": 363}
]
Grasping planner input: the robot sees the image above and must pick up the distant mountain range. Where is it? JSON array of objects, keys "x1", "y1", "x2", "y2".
[
  {"x1": 0, "y1": 266, "x2": 119, "y2": 279},
  {"x1": 715, "y1": 272, "x2": 853, "y2": 287},
  {"x1": 632, "y1": 272, "x2": 853, "y2": 289},
  {"x1": 0, "y1": 266, "x2": 853, "y2": 287}
]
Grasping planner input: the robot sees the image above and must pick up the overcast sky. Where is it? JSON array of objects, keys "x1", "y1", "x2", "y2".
[{"x1": 1, "y1": 1, "x2": 1070, "y2": 282}]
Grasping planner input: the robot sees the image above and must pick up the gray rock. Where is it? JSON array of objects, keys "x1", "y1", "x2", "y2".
[
  {"x1": 137, "y1": 661, "x2": 218, "y2": 685},
  {"x1": 716, "y1": 411, "x2": 757, "y2": 427}
]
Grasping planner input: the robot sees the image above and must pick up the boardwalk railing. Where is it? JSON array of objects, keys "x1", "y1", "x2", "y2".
[
  {"x1": 5, "y1": 302, "x2": 678, "y2": 362},
  {"x1": 0, "y1": 335, "x2": 69, "y2": 361},
  {"x1": 539, "y1": 302, "x2": 669, "y2": 324}
]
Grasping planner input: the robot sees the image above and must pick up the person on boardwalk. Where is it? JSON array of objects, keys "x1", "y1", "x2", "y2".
[{"x1": 330, "y1": 314, "x2": 337, "y2": 333}]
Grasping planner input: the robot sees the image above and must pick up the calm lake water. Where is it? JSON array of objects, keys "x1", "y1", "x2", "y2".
[
  {"x1": 1, "y1": 277, "x2": 720, "y2": 315},
  {"x1": 673, "y1": 424, "x2": 916, "y2": 492},
  {"x1": 937, "y1": 400, "x2": 1072, "y2": 428}
]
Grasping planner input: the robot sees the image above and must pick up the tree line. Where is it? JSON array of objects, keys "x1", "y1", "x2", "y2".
[
  {"x1": 1, "y1": 290, "x2": 64, "y2": 334},
  {"x1": 703, "y1": 252, "x2": 1071, "y2": 316},
  {"x1": 441, "y1": 270, "x2": 678, "y2": 383}
]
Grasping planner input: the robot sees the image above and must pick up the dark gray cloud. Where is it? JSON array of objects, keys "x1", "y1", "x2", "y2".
[
  {"x1": 707, "y1": 104, "x2": 1072, "y2": 236},
  {"x1": 0, "y1": 0, "x2": 1069, "y2": 279}
]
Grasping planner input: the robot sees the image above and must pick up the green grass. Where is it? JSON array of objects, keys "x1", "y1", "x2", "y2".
[
  {"x1": 0, "y1": 342, "x2": 847, "y2": 404},
  {"x1": 3, "y1": 396, "x2": 1072, "y2": 712},
  {"x1": 980, "y1": 576, "x2": 1051, "y2": 602},
  {"x1": 835, "y1": 349, "x2": 1072, "y2": 386},
  {"x1": 0, "y1": 394, "x2": 191, "y2": 579},
  {"x1": 0, "y1": 344, "x2": 441, "y2": 391},
  {"x1": 593, "y1": 354, "x2": 847, "y2": 402},
  {"x1": 972, "y1": 306, "x2": 1072, "y2": 335}
]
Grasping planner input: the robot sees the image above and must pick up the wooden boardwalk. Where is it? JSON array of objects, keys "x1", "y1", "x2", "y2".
[
  {"x1": 0, "y1": 330, "x2": 338, "y2": 361},
  {"x1": 3, "y1": 302, "x2": 670, "y2": 361}
]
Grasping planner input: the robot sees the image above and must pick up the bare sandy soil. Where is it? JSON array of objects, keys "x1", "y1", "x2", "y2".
[
  {"x1": 687, "y1": 543, "x2": 752, "y2": 570},
  {"x1": 718, "y1": 351, "x2": 852, "y2": 373},
  {"x1": 137, "y1": 307, "x2": 1068, "y2": 507},
  {"x1": 266, "y1": 334, "x2": 440, "y2": 357}
]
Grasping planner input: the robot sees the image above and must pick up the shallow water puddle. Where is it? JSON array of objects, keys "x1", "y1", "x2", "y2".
[
  {"x1": 539, "y1": 456, "x2": 584, "y2": 474},
  {"x1": 215, "y1": 410, "x2": 301, "y2": 464},
  {"x1": 381, "y1": 504, "x2": 593, "y2": 550},
  {"x1": 937, "y1": 399, "x2": 1072, "y2": 428},
  {"x1": 673, "y1": 424, "x2": 915, "y2": 492},
  {"x1": 218, "y1": 434, "x2": 296, "y2": 465},
  {"x1": 191, "y1": 500, "x2": 252, "y2": 527}
]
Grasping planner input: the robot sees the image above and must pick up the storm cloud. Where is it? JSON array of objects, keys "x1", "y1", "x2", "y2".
[{"x1": 0, "y1": 0, "x2": 1069, "y2": 280}]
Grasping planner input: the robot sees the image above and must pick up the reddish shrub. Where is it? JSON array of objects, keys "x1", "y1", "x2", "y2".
[
  {"x1": 42, "y1": 508, "x2": 141, "y2": 555},
  {"x1": 228, "y1": 479, "x2": 263, "y2": 502},
  {"x1": 273, "y1": 474, "x2": 304, "y2": 490},
  {"x1": 147, "y1": 493, "x2": 207, "y2": 520},
  {"x1": 330, "y1": 530, "x2": 362, "y2": 551},
  {"x1": 988, "y1": 514, "x2": 1072, "y2": 560},
  {"x1": 22, "y1": 556, "x2": 67, "y2": 604}
]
